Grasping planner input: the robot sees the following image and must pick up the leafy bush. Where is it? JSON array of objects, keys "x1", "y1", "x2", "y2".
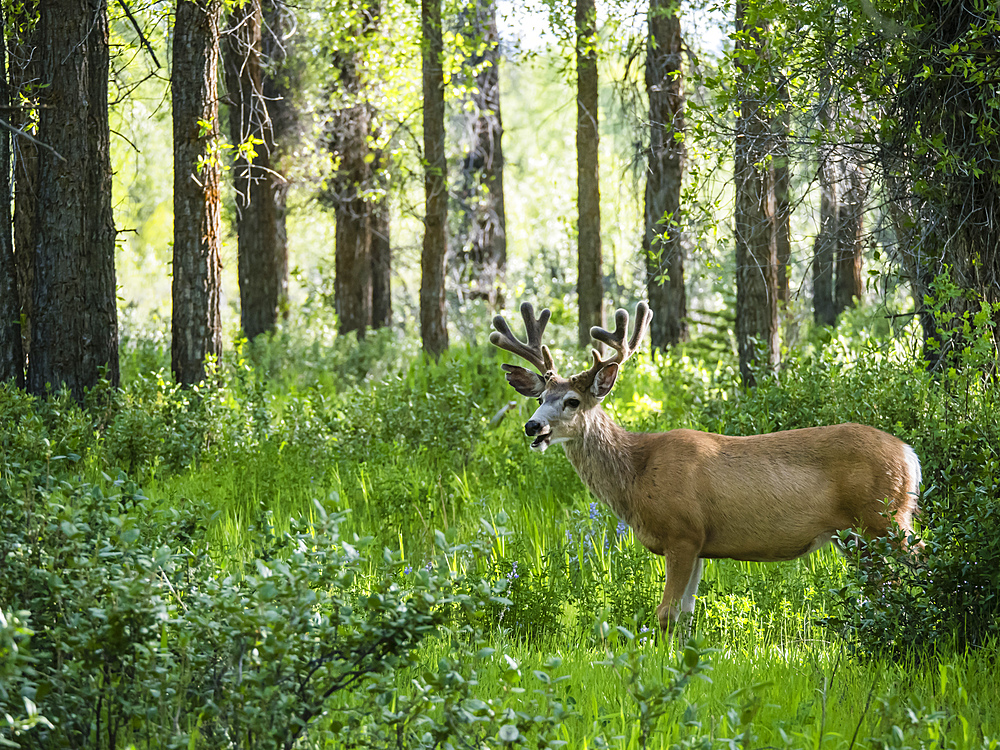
[{"x1": 0, "y1": 457, "x2": 528, "y2": 748}]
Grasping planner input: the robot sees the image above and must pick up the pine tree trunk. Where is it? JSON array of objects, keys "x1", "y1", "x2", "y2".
[
  {"x1": 421, "y1": 0, "x2": 448, "y2": 356},
  {"x1": 0, "y1": 21, "x2": 24, "y2": 386},
  {"x1": 835, "y1": 162, "x2": 865, "y2": 315},
  {"x1": 733, "y1": 0, "x2": 778, "y2": 387},
  {"x1": 172, "y1": 0, "x2": 223, "y2": 386},
  {"x1": 224, "y1": 0, "x2": 285, "y2": 342},
  {"x1": 457, "y1": 0, "x2": 505, "y2": 310},
  {"x1": 29, "y1": 0, "x2": 119, "y2": 400},
  {"x1": 576, "y1": 0, "x2": 603, "y2": 346},
  {"x1": 644, "y1": 0, "x2": 686, "y2": 350}
]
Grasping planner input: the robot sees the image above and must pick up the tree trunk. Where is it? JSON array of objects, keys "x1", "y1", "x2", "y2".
[
  {"x1": 224, "y1": 0, "x2": 285, "y2": 342},
  {"x1": 576, "y1": 0, "x2": 603, "y2": 347},
  {"x1": 8, "y1": 4, "x2": 37, "y2": 371},
  {"x1": 812, "y1": 149, "x2": 838, "y2": 327},
  {"x1": 371, "y1": 195, "x2": 392, "y2": 329},
  {"x1": 172, "y1": 0, "x2": 223, "y2": 386},
  {"x1": 421, "y1": 0, "x2": 448, "y2": 356},
  {"x1": 29, "y1": 0, "x2": 119, "y2": 400},
  {"x1": 456, "y1": 0, "x2": 506, "y2": 310},
  {"x1": 261, "y1": 0, "x2": 293, "y2": 321},
  {"x1": 773, "y1": 76, "x2": 791, "y2": 305},
  {"x1": 0, "y1": 20, "x2": 24, "y2": 386},
  {"x1": 644, "y1": 0, "x2": 686, "y2": 350},
  {"x1": 835, "y1": 161, "x2": 865, "y2": 315},
  {"x1": 334, "y1": 117, "x2": 372, "y2": 338},
  {"x1": 733, "y1": 0, "x2": 778, "y2": 387}
]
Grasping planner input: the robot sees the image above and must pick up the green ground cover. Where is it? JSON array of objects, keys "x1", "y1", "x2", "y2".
[{"x1": 2, "y1": 310, "x2": 999, "y2": 747}]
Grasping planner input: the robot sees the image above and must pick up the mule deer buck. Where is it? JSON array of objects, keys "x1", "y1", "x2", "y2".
[{"x1": 490, "y1": 301, "x2": 922, "y2": 635}]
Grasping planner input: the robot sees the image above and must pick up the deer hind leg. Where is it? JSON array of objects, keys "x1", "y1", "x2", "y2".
[
  {"x1": 681, "y1": 558, "x2": 704, "y2": 615},
  {"x1": 657, "y1": 542, "x2": 701, "y2": 635}
]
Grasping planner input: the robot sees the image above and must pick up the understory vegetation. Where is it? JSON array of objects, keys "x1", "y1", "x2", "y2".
[{"x1": 2, "y1": 305, "x2": 999, "y2": 748}]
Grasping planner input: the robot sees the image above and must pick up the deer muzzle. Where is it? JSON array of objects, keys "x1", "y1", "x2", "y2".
[{"x1": 525, "y1": 419, "x2": 552, "y2": 451}]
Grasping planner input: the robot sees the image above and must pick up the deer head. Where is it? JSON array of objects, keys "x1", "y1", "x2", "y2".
[{"x1": 490, "y1": 302, "x2": 652, "y2": 451}]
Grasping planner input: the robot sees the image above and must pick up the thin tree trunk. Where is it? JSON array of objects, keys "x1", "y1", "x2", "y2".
[
  {"x1": 774, "y1": 76, "x2": 791, "y2": 305},
  {"x1": 733, "y1": 0, "x2": 778, "y2": 387},
  {"x1": 421, "y1": 0, "x2": 448, "y2": 356},
  {"x1": 172, "y1": 0, "x2": 223, "y2": 386},
  {"x1": 29, "y1": 0, "x2": 119, "y2": 400},
  {"x1": 457, "y1": 0, "x2": 505, "y2": 310},
  {"x1": 370, "y1": 195, "x2": 392, "y2": 328},
  {"x1": 835, "y1": 161, "x2": 865, "y2": 315},
  {"x1": 7, "y1": 4, "x2": 37, "y2": 373},
  {"x1": 576, "y1": 0, "x2": 603, "y2": 347},
  {"x1": 812, "y1": 139, "x2": 838, "y2": 327},
  {"x1": 0, "y1": 18, "x2": 24, "y2": 386},
  {"x1": 224, "y1": 0, "x2": 284, "y2": 342},
  {"x1": 644, "y1": 0, "x2": 686, "y2": 349},
  {"x1": 261, "y1": 0, "x2": 292, "y2": 321}
]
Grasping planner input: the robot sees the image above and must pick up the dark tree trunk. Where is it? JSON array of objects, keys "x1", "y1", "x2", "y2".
[
  {"x1": 224, "y1": 0, "x2": 285, "y2": 342},
  {"x1": 334, "y1": 112, "x2": 372, "y2": 339},
  {"x1": 644, "y1": 0, "x2": 686, "y2": 350},
  {"x1": 172, "y1": 0, "x2": 223, "y2": 386},
  {"x1": 456, "y1": 0, "x2": 506, "y2": 310},
  {"x1": 261, "y1": 0, "x2": 293, "y2": 321},
  {"x1": 370, "y1": 196, "x2": 392, "y2": 329},
  {"x1": 812, "y1": 149, "x2": 838, "y2": 327},
  {"x1": 421, "y1": 0, "x2": 448, "y2": 356},
  {"x1": 29, "y1": 0, "x2": 119, "y2": 400},
  {"x1": 733, "y1": 0, "x2": 778, "y2": 387},
  {"x1": 0, "y1": 20, "x2": 24, "y2": 386},
  {"x1": 835, "y1": 162, "x2": 865, "y2": 315},
  {"x1": 328, "y1": 0, "x2": 390, "y2": 339},
  {"x1": 576, "y1": 0, "x2": 603, "y2": 346},
  {"x1": 7, "y1": 4, "x2": 37, "y2": 372}
]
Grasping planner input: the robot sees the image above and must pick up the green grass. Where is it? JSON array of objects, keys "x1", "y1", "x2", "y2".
[{"x1": 4, "y1": 312, "x2": 999, "y2": 747}]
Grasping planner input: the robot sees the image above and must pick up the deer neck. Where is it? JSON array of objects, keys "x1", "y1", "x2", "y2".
[{"x1": 563, "y1": 406, "x2": 638, "y2": 525}]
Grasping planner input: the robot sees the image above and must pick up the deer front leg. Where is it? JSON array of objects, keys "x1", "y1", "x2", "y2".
[{"x1": 657, "y1": 542, "x2": 702, "y2": 636}]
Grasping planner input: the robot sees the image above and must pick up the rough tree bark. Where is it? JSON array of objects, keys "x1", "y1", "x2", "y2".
[
  {"x1": 812, "y1": 142, "x2": 838, "y2": 327},
  {"x1": 223, "y1": 0, "x2": 285, "y2": 342},
  {"x1": 261, "y1": 0, "x2": 293, "y2": 321},
  {"x1": 421, "y1": 0, "x2": 448, "y2": 356},
  {"x1": 456, "y1": 0, "x2": 506, "y2": 310},
  {"x1": 773, "y1": 76, "x2": 791, "y2": 305},
  {"x1": 370, "y1": 194, "x2": 392, "y2": 328},
  {"x1": 733, "y1": 0, "x2": 779, "y2": 387},
  {"x1": 29, "y1": 0, "x2": 119, "y2": 400},
  {"x1": 172, "y1": 0, "x2": 223, "y2": 386},
  {"x1": 835, "y1": 161, "x2": 865, "y2": 315},
  {"x1": 0, "y1": 20, "x2": 24, "y2": 386},
  {"x1": 332, "y1": 102, "x2": 372, "y2": 338},
  {"x1": 7, "y1": 2, "x2": 37, "y2": 371},
  {"x1": 576, "y1": 0, "x2": 603, "y2": 346},
  {"x1": 644, "y1": 0, "x2": 687, "y2": 349}
]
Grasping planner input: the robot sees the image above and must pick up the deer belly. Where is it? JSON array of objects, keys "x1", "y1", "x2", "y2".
[{"x1": 701, "y1": 530, "x2": 836, "y2": 562}]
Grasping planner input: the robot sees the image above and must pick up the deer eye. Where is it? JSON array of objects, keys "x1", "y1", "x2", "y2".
[{"x1": 565, "y1": 398, "x2": 580, "y2": 410}]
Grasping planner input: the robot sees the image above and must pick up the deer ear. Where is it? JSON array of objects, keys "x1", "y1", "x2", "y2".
[
  {"x1": 501, "y1": 364, "x2": 546, "y2": 398},
  {"x1": 591, "y1": 362, "x2": 619, "y2": 399}
]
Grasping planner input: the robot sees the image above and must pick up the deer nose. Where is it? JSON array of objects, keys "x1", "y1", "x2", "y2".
[{"x1": 525, "y1": 420, "x2": 543, "y2": 436}]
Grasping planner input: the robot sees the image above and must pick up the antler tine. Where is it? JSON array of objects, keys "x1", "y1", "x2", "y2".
[
  {"x1": 590, "y1": 301, "x2": 652, "y2": 364},
  {"x1": 489, "y1": 302, "x2": 556, "y2": 375},
  {"x1": 573, "y1": 302, "x2": 653, "y2": 389}
]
